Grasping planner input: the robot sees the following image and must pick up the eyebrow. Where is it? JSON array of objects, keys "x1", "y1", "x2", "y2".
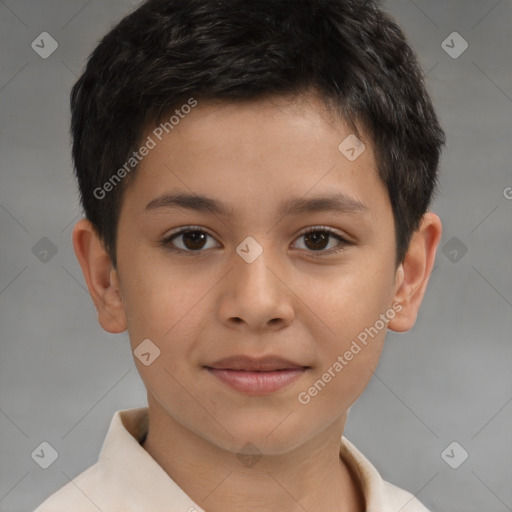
[{"x1": 144, "y1": 192, "x2": 369, "y2": 217}]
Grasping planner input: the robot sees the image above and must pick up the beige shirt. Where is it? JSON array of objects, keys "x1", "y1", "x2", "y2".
[{"x1": 34, "y1": 407, "x2": 430, "y2": 512}]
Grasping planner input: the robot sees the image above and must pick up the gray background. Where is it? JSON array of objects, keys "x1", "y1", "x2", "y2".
[{"x1": 1, "y1": 1, "x2": 511, "y2": 511}]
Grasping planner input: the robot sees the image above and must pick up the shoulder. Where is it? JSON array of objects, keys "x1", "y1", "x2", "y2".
[
  {"x1": 340, "y1": 436, "x2": 432, "y2": 512},
  {"x1": 33, "y1": 408, "x2": 149, "y2": 512},
  {"x1": 33, "y1": 462, "x2": 110, "y2": 512},
  {"x1": 380, "y1": 480, "x2": 432, "y2": 512}
]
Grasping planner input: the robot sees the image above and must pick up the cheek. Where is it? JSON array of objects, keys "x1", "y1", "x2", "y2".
[
  {"x1": 119, "y1": 254, "x2": 207, "y2": 344},
  {"x1": 307, "y1": 263, "x2": 394, "y2": 336},
  {"x1": 302, "y1": 262, "x2": 393, "y2": 401},
  {"x1": 296, "y1": 336, "x2": 385, "y2": 417},
  {"x1": 297, "y1": 299, "x2": 389, "y2": 415}
]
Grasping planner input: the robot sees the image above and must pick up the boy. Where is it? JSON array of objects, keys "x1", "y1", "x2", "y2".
[{"x1": 35, "y1": 0, "x2": 445, "y2": 510}]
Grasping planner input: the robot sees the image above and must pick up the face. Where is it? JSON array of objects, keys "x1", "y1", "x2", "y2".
[{"x1": 112, "y1": 93, "x2": 401, "y2": 454}]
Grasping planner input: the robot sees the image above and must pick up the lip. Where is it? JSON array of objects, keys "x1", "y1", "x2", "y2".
[
  {"x1": 205, "y1": 355, "x2": 309, "y2": 395},
  {"x1": 207, "y1": 355, "x2": 307, "y2": 372}
]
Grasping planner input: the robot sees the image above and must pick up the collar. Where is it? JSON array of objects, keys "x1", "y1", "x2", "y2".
[{"x1": 97, "y1": 408, "x2": 426, "y2": 512}]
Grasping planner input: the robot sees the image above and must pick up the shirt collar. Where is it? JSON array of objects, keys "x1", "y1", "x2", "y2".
[{"x1": 98, "y1": 408, "x2": 401, "y2": 511}]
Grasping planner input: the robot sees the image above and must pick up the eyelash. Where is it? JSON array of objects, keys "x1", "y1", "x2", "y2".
[{"x1": 159, "y1": 225, "x2": 353, "y2": 258}]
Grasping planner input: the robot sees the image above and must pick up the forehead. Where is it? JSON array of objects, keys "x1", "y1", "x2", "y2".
[{"x1": 121, "y1": 92, "x2": 389, "y2": 223}]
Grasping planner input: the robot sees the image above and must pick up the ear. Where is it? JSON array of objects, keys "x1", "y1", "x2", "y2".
[
  {"x1": 71, "y1": 218, "x2": 127, "y2": 333},
  {"x1": 388, "y1": 212, "x2": 442, "y2": 332}
]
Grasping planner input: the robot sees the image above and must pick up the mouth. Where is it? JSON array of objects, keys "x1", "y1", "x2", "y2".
[{"x1": 204, "y1": 355, "x2": 310, "y2": 395}]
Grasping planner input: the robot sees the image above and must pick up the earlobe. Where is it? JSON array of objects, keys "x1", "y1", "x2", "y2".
[
  {"x1": 388, "y1": 212, "x2": 442, "y2": 332},
  {"x1": 71, "y1": 218, "x2": 127, "y2": 334}
]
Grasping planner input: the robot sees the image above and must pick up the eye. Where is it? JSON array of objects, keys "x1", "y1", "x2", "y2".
[
  {"x1": 292, "y1": 226, "x2": 352, "y2": 256},
  {"x1": 160, "y1": 226, "x2": 219, "y2": 254},
  {"x1": 160, "y1": 225, "x2": 352, "y2": 257}
]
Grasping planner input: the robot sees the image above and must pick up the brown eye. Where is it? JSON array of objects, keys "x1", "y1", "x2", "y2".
[
  {"x1": 161, "y1": 228, "x2": 220, "y2": 253},
  {"x1": 181, "y1": 231, "x2": 208, "y2": 250},
  {"x1": 292, "y1": 227, "x2": 351, "y2": 256},
  {"x1": 303, "y1": 231, "x2": 330, "y2": 251}
]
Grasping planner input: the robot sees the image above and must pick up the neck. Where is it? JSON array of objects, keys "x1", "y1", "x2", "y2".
[{"x1": 141, "y1": 395, "x2": 364, "y2": 512}]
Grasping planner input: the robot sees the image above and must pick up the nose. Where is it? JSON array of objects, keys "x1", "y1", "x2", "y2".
[{"x1": 217, "y1": 243, "x2": 295, "y2": 333}]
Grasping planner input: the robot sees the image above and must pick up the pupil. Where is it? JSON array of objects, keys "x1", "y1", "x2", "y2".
[
  {"x1": 305, "y1": 232, "x2": 328, "y2": 250},
  {"x1": 183, "y1": 231, "x2": 206, "y2": 250}
]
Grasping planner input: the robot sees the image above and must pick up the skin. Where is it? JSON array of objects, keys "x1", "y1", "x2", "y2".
[{"x1": 72, "y1": 92, "x2": 441, "y2": 512}]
